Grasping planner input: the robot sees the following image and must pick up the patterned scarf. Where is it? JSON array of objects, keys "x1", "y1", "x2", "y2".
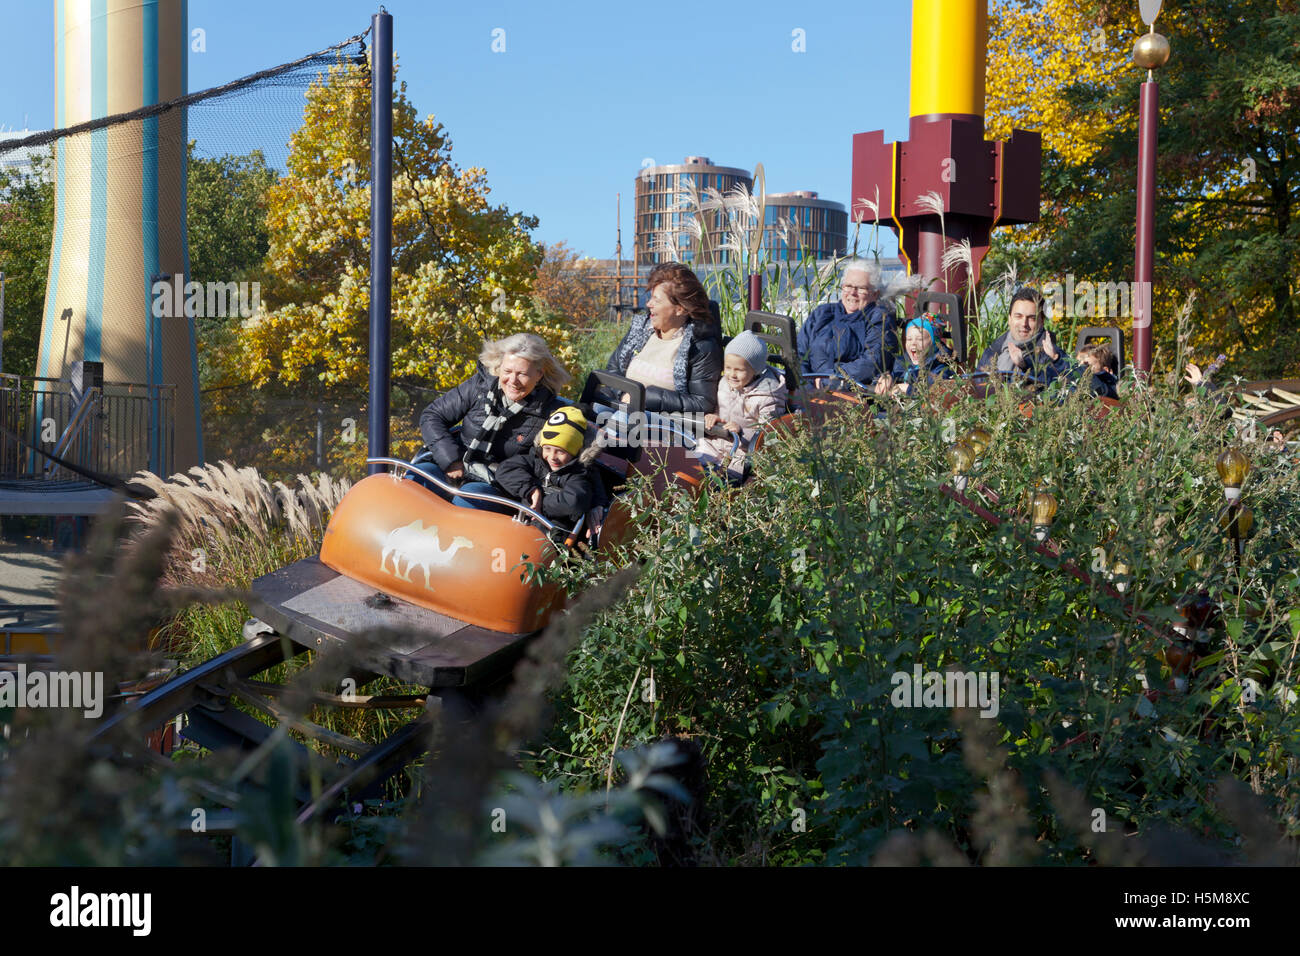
[
  {"x1": 463, "y1": 383, "x2": 526, "y2": 483},
  {"x1": 612, "y1": 314, "x2": 698, "y2": 394}
]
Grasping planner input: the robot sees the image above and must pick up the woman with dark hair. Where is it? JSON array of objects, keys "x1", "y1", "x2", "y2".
[{"x1": 604, "y1": 265, "x2": 722, "y2": 414}]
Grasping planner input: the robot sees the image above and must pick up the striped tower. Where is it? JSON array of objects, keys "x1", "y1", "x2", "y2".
[{"x1": 38, "y1": 0, "x2": 199, "y2": 473}]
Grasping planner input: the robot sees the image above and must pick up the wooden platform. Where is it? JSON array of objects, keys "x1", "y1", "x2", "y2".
[{"x1": 249, "y1": 556, "x2": 536, "y2": 688}]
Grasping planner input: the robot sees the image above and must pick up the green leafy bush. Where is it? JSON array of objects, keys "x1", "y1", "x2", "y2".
[{"x1": 529, "y1": 376, "x2": 1300, "y2": 865}]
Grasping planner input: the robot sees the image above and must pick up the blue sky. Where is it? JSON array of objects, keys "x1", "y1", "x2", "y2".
[{"x1": 0, "y1": 0, "x2": 917, "y2": 259}]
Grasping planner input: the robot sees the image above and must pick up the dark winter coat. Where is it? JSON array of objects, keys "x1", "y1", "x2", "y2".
[
  {"x1": 1087, "y1": 368, "x2": 1119, "y2": 399},
  {"x1": 495, "y1": 449, "x2": 595, "y2": 526},
  {"x1": 977, "y1": 328, "x2": 1070, "y2": 384},
  {"x1": 604, "y1": 313, "x2": 724, "y2": 414},
  {"x1": 418, "y1": 368, "x2": 565, "y2": 473},
  {"x1": 891, "y1": 344, "x2": 956, "y2": 388},
  {"x1": 798, "y1": 301, "x2": 898, "y2": 386}
]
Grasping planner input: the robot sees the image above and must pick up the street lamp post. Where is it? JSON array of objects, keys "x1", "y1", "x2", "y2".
[{"x1": 1132, "y1": 0, "x2": 1171, "y2": 377}]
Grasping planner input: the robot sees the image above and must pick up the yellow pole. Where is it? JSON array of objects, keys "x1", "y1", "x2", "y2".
[{"x1": 909, "y1": 0, "x2": 987, "y2": 119}]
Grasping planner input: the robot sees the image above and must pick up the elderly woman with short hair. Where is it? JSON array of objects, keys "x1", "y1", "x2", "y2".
[
  {"x1": 416, "y1": 332, "x2": 570, "y2": 509},
  {"x1": 798, "y1": 258, "x2": 899, "y2": 389}
]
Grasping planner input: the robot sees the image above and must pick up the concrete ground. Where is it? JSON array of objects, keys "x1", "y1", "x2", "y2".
[{"x1": 0, "y1": 544, "x2": 64, "y2": 609}]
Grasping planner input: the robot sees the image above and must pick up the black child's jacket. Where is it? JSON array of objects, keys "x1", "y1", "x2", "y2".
[{"x1": 495, "y1": 448, "x2": 596, "y2": 527}]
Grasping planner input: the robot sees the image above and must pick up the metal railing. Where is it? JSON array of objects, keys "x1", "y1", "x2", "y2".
[{"x1": 0, "y1": 372, "x2": 174, "y2": 483}]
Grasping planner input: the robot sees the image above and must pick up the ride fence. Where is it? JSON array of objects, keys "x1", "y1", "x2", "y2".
[{"x1": 0, "y1": 371, "x2": 174, "y2": 487}]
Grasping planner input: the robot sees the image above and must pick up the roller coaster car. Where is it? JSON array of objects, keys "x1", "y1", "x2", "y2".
[
  {"x1": 249, "y1": 477, "x2": 627, "y2": 689},
  {"x1": 244, "y1": 312, "x2": 821, "y2": 683},
  {"x1": 597, "y1": 311, "x2": 855, "y2": 492},
  {"x1": 245, "y1": 372, "x2": 658, "y2": 689}
]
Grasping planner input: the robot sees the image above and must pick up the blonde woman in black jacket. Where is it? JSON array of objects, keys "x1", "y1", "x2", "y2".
[{"x1": 416, "y1": 333, "x2": 569, "y2": 510}]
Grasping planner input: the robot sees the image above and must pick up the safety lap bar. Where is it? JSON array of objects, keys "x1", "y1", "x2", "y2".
[{"x1": 365, "y1": 457, "x2": 565, "y2": 534}]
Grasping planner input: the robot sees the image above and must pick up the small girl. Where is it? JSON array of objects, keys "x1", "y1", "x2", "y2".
[
  {"x1": 495, "y1": 406, "x2": 597, "y2": 527},
  {"x1": 696, "y1": 331, "x2": 788, "y2": 477},
  {"x1": 875, "y1": 314, "x2": 954, "y2": 397}
]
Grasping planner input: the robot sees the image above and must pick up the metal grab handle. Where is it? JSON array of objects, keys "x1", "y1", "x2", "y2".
[
  {"x1": 593, "y1": 406, "x2": 711, "y2": 449},
  {"x1": 366, "y1": 457, "x2": 560, "y2": 532},
  {"x1": 368, "y1": 457, "x2": 593, "y2": 542}
]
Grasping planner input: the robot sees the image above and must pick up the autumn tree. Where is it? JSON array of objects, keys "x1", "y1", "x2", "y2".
[
  {"x1": 531, "y1": 241, "x2": 610, "y2": 327},
  {"x1": 205, "y1": 57, "x2": 573, "y2": 475},
  {"x1": 983, "y1": 0, "x2": 1300, "y2": 378},
  {"x1": 231, "y1": 58, "x2": 569, "y2": 393},
  {"x1": 188, "y1": 145, "x2": 278, "y2": 387}
]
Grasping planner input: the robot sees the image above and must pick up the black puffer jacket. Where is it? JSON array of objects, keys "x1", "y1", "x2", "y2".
[
  {"x1": 418, "y1": 368, "x2": 565, "y2": 473},
  {"x1": 495, "y1": 449, "x2": 595, "y2": 526},
  {"x1": 604, "y1": 313, "x2": 723, "y2": 414}
]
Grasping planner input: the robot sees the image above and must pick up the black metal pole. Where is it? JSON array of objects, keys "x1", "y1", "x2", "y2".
[{"x1": 368, "y1": 8, "x2": 393, "y2": 475}]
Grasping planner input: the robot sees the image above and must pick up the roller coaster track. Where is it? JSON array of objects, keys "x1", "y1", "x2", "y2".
[
  {"x1": 1230, "y1": 379, "x2": 1300, "y2": 429},
  {"x1": 90, "y1": 612, "x2": 458, "y2": 858}
]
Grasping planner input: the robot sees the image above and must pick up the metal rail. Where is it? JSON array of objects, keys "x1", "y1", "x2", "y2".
[
  {"x1": 89, "y1": 629, "x2": 304, "y2": 750},
  {"x1": 367, "y1": 456, "x2": 579, "y2": 536}
]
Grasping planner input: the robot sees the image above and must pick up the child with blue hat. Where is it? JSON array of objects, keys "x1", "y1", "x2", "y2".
[{"x1": 875, "y1": 312, "x2": 955, "y2": 397}]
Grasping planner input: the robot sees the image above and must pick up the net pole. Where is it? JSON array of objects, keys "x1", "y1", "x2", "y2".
[{"x1": 368, "y1": 8, "x2": 393, "y2": 475}]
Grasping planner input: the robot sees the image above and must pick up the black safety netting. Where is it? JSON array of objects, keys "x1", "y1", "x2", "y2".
[{"x1": 0, "y1": 29, "x2": 385, "y2": 487}]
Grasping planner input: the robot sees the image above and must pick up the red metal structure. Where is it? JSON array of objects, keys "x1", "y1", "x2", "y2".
[{"x1": 851, "y1": 0, "x2": 1041, "y2": 314}]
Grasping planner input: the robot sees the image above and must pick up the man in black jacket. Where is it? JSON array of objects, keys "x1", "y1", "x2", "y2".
[{"x1": 978, "y1": 287, "x2": 1069, "y2": 383}]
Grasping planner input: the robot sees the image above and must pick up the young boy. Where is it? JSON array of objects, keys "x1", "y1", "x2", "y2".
[
  {"x1": 874, "y1": 314, "x2": 954, "y2": 397},
  {"x1": 696, "y1": 330, "x2": 788, "y2": 477},
  {"x1": 495, "y1": 406, "x2": 596, "y2": 527},
  {"x1": 1075, "y1": 342, "x2": 1119, "y2": 399}
]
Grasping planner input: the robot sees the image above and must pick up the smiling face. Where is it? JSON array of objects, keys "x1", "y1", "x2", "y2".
[
  {"x1": 1008, "y1": 298, "x2": 1042, "y2": 344},
  {"x1": 840, "y1": 268, "x2": 876, "y2": 313},
  {"x1": 647, "y1": 284, "x2": 687, "y2": 336},
  {"x1": 905, "y1": 326, "x2": 933, "y2": 365},
  {"x1": 722, "y1": 353, "x2": 756, "y2": 389},
  {"x1": 540, "y1": 444, "x2": 573, "y2": 470},
  {"x1": 498, "y1": 354, "x2": 544, "y2": 403}
]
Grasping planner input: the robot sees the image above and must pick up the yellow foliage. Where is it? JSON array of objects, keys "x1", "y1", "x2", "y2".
[
  {"x1": 231, "y1": 57, "x2": 574, "y2": 397},
  {"x1": 986, "y1": 0, "x2": 1137, "y2": 170}
]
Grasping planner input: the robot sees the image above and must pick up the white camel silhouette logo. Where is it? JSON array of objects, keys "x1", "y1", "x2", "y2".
[{"x1": 380, "y1": 520, "x2": 474, "y2": 589}]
